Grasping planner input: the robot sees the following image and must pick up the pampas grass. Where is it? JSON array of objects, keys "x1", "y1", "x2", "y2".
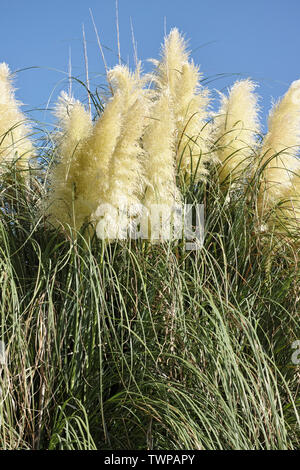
[
  {"x1": 0, "y1": 63, "x2": 33, "y2": 172},
  {"x1": 152, "y1": 28, "x2": 212, "y2": 181},
  {"x1": 213, "y1": 79, "x2": 260, "y2": 185},
  {"x1": 95, "y1": 65, "x2": 149, "y2": 240},
  {"x1": 0, "y1": 24, "x2": 299, "y2": 452},
  {"x1": 42, "y1": 29, "x2": 300, "y2": 243},
  {"x1": 142, "y1": 89, "x2": 182, "y2": 240},
  {"x1": 258, "y1": 80, "x2": 300, "y2": 226},
  {"x1": 73, "y1": 88, "x2": 123, "y2": 228},
  {"x1": 45, "y1": 91, "x2": 93, "y2": 230}
]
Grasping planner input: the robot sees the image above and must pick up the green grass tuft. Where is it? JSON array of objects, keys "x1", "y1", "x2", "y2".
[{"x1": 0, "y1": 157, "x2": 298, "y2": 450}]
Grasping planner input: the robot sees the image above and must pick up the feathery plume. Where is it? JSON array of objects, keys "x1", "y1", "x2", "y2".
[
  {"x1": 46, "y1": 91, "x2": 93, "y2": 230},
  {"x1": 0, "y1": 63, "x2": 33, "y2": 171},
  {"x1": 142, "y1": 89, "x2": 182, "y2": 240},
  {"x1": 258, "y1": 80, "x2": 300, "y2": 218},
  {"x1": 153, "y1": 29, "x2": 211, "y2": 181},
  {"x1": 95, "y1": 65, "x2": 149, "y2": 240},
  {"x1": 278, "y1": 175, "x2": 300, "y2": 231},
  {"x1": 175, "y1": 62, "x2": 211, "y2": 179},
  {"x1": 75, "y1": 89, "x2": 123, "y2": 223},
  {"x1": 213, "y1": 79, "x2": 260, "y2": 184},
  {"x1": 153, "y1": 27, "x2": 189, "y2": 93}
]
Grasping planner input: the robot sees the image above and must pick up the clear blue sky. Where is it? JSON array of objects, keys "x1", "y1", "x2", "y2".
[{"x1": 1, "y1": 0, "x2": 300, "y2": 130}]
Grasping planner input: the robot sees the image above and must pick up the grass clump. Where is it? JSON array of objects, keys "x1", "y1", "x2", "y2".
[{"x1": 0, "y1": 26, "x2": 299, "y2": 450}]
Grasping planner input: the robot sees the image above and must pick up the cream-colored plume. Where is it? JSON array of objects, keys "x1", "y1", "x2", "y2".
[
  {"x1": 142, "y1": 89, "x2": 182, "y2": 240},
  {"x1": 46, "y1": 91, "x2": 93, "y2": 230},
  {"x1": 258, "y1": 80, "x2": 300, "y2": 219},
  {"x1": 95, "y1": 65, "x2": 149, "y2": 240},
  {"x1": 213, "y1": 79, "x2": 260, "y2": 184},
  {"x1": 0, "y1": 63, "x2": 33, "y2": 171},
  {"x1": 278, "y1": 176, "x2": 300, "y2": 231},
  {"x1": 75, "y1": 89, "x2": 123, "y2": 225},
  {"x1": 152, "y1": 27, "x2": 189, "y2": 92},
  {"x1": 153, "y1": 28, "x2": 211, "y2": 181}
]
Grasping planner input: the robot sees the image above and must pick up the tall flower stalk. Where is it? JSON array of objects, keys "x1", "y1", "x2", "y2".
[
  {"x1": 0, "y1": 63, "x2": 33, "y2": 172},
  {"x1": 258, "y1": 80, "x2": 300, "y2": 224},
  {"x1": 152, "y1": 29, "x2": 211, "y2": 181},
  {"x1": 46, "y1": 92, "x2": 93, "y2": 230},
  {"x1": 75, "y1": 88, "x2": 123, "y2": 225},
  {"x1": 95, "y1": 65, "x2": 150, "y2": 240},
  {"x1": 142, "y1": 89, "x2": 182, "y2": 240},
  {"x1": 213, "y1": 79, "x2": 260, "y2": 185}
]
